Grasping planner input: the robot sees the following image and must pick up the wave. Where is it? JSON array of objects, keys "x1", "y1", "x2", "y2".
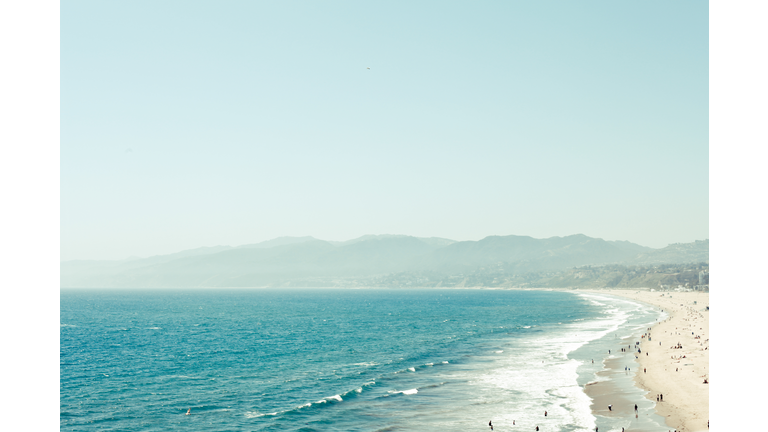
[
  {"x1": 393, "y1": 360, "x2": 450, "y2": 375},
  {"x1": 259, "y1": 360, "x2": 455, "y2": 420},
  {"x1": 244, "y1": 411, "x2": 277, "y2": 418},
  {"x1": 164, "y1": 375, "x2": 207, "y2": 380},
  {"x1": 420, "y1": 381, "x2": 447, "y2": 390},
  {"x1": 269, "y1": 381, "x2": 381, "y2": 419}
]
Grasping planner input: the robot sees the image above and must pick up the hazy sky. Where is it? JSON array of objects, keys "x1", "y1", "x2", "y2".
[{"x1": 61, "y1": 1, "x2": 708, "y2": 261}]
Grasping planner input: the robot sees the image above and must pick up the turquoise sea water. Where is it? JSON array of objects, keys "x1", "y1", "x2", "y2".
[{"x1": 60, "y1": 289, "x2": 667, "y2": 431}]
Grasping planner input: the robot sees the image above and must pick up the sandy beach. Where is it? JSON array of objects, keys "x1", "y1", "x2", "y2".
[{"x1": 584, "y1": 289, "x2": 709, "y2": 432}]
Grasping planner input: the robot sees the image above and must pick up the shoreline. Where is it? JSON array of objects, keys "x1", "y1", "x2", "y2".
[{"x1": 581, "y1": 288, "x2": 709, "y2": 432}]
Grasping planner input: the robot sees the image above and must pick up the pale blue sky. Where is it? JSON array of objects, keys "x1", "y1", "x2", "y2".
[{"x1": 61, "y1": 1, "x2": 708, "y2": 261}]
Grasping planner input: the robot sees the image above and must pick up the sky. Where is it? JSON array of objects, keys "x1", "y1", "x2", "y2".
[{"x1": 61, "y1": 1, "x2": 709, "y2": 261}]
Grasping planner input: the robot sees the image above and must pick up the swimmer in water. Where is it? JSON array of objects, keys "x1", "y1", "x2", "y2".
[{"x1": 186, "y1": 408, "x2": 191, "y2": 416}]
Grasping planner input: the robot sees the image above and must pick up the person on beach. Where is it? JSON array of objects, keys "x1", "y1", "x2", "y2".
[{"x1": 608, "y1": 404, "x2": 612, "y2": 411}]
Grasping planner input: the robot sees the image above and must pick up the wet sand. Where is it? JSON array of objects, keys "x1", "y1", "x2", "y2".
[
  {"x1": 583, "y1": 336, "x2": 667, "y2": 432},
  {"x1": 584, "y1": 289, "x2": 709, "y2": 432}
]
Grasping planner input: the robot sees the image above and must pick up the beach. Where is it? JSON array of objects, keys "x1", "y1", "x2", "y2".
[{"x1": 584, "y1": 289, "x2": 709, "y2": 432}]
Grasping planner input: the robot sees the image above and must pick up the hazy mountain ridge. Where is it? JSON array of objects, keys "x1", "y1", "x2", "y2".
[{"x1": 61, "y1": 235, "x2": 708, "y2": 288}]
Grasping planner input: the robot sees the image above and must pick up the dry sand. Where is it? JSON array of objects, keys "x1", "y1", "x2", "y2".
[{"x1": 584, "y1": 289, "x2": 709, "y2": 432}]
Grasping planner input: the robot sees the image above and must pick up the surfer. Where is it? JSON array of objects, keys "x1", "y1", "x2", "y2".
[
  {"x1": 186, "y1": 408, "x2": 191, "y2": 415},
  {"x1": 608, "y1": 404, "x2": 612, "y2": 411},
  {"x1": 489, "y1": 420, "x2": 493, "y2": 430},
  {"x1": 544, "y1": 411, "x2": 547, "y2": 417}
]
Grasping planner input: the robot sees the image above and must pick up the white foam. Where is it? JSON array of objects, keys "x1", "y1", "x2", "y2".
[
  {"x1": 454, "y1": 293, "x2": 652, "y2": 432},
  {"x1": 327, "y1": 395, "x2": 342, "y2": 402},
  {"x1": 244, "y1": 412, "x2": 265, "y2": 418},
  {"x1": 401, "y1": 389, "x2": 418, "y2": 395},
  {"x1": 408, "y1": 367, "x2": 416, "y2": 372},
  {"x1": 495, "y1": 350, "x2": 503, "y2": 353},
  {"x1": 168, "y1": 375, "x2": 200, "y2": 379}
]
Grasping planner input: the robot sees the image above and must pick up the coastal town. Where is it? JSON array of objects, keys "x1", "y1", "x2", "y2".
[{"x1": 280, "y1": 262, "x2": 710, "y2": 291}]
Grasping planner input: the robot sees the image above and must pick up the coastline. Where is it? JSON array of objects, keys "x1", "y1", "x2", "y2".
[{"x1": 581, "y1": 288, "x2": 709, "y2": 432}]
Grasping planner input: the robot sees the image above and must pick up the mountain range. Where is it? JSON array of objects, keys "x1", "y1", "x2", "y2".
[{"x1": 61, "y1": 235, "x2": 709, "y2": 288}]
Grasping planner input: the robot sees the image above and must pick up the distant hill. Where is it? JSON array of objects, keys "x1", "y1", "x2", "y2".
[
  {"x1": 417, "y1": 234, "x2": 656, "y2": 274},
  {"x1": 60, "y1": 234, "x2": 708, "y2": 288},
  {"x1": 631, "y1": 239, "x2": 709, "y2": 264},
  {"x1": 235, "y1": 236, "x2": 318, "y2": 249}
]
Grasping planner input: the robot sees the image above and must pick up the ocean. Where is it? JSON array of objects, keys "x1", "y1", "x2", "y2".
[{"x1": 60, "y1": 289, "x2": 668, "y2": 431}]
